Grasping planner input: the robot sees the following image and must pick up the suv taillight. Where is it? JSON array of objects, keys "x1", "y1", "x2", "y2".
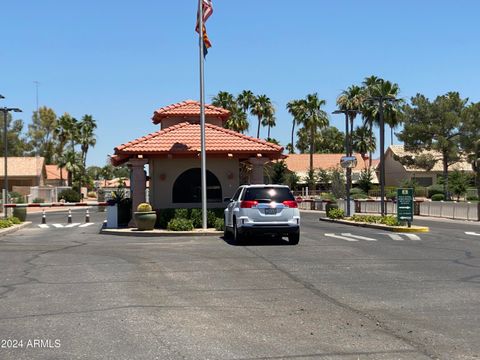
[
  {"x1": 282, "y1": 200, "x2": 298, "y2": 208},
  {"x1": 240, "y1": 200, "x2": 258, "y2": 208}
]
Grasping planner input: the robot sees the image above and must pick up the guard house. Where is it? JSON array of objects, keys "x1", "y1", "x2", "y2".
[{"x1": 111, "y1": 100, "x2": 284, "y2": 212}]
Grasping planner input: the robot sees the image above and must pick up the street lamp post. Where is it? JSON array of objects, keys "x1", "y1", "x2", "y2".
[
  {"x1": 333, "y1": 109, "x2": 361, "y2": 217},
  {"x1": 364, "y1": 96, "x2": 399, "y2": 216},
  {"x1": 1, "y1": 106, "x2": 22, "y2": 217}
]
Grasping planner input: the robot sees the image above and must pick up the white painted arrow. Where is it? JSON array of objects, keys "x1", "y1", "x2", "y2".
[
  {"x1": 325, "y1": 233, "x2": 358, "y2": 242},
  {"x1": 38, "y1": 224, "x2": 49, "y2": 229},
  {"x1": 387, "y1": 234, "x2": 403, "y2": 241},
  {"x1": 65, "y1": 223, "x2": 81, "y2": 228},
  {"x1": 79, "y1": 223, "x2": 95, "y2": 228},
  {"x1": 465, "y1": 232, "x2": 480, "y2": 236},
  {"x1": 341, "y1": 233, "x2": 377, "y2": 241},
  {"x1": 52, "y1": 224, "x2": 64, "y2": 228},
  {"x1": 404, "y1": 234, "x2": 421, "y2": 241}
]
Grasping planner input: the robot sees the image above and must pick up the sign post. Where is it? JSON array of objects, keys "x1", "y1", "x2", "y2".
[{"x1": 397, "y1": 188, "x2": 413, "y2": 227}]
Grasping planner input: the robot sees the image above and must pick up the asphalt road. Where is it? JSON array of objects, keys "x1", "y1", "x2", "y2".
[{"x1": 0, "y1": 209, "x2": 479, "y2": 359}]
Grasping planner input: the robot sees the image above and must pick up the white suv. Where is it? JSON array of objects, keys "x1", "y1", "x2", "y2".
[{"x1": 224, "y1": 185, "x2": 300, "y2": 245}]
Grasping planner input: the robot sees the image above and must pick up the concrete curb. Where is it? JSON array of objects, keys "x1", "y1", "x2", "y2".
[
  {"x1": 319, "y1": 217, "x2": 429, "y2": 233},
  {"x1": 100, "y1": 228, "x2": 223, "y2": 237},
  {"x1": 0, "y1": 222, "x2": 32, "y2": 237}
]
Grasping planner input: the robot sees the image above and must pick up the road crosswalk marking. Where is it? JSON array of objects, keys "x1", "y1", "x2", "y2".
[
  {"x1": 37, "y1": 223, "x2": 95, "y2": 229},
  {"x1": 324, "y1": 232, "x2": 422, "y2": 242},
  {"x1": 325, "y1": 233, "x2": 358, "y2": 242},
  {"x1": 465, "y1": 232, "x2": 480, "y2": 236},
  {"x1": 341, "y1": 233, "x2": 377, "y2": 241}
]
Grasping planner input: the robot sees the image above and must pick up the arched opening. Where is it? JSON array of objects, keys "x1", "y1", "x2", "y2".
[{"x1": 172, "y1": 168, "x2": 222, "y2": 203}]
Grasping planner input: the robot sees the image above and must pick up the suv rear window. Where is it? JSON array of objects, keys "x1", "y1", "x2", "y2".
[{"x1": 243, "y1": 187, "x2": 295, "y2": 203}]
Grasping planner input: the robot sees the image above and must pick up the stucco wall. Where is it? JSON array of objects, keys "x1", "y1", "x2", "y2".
[
  {"x1": 160, "y1": 116, "x2": 223, "y2": 130},
  {"x1": 149, "y1": 157, "x2": 239, "y2": 209},
  {"x1": 384, "y1": 150, "x2": 409, "y2": 186}
]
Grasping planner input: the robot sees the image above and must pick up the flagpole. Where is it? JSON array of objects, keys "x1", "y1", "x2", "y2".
[{"x1": 198, "y1": 0, "x2": 208, "y2": 229}]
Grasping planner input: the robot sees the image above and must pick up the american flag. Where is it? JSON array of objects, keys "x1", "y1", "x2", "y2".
[{"x1": 195, "y1": 0, "x2": 213, "y2": 33}]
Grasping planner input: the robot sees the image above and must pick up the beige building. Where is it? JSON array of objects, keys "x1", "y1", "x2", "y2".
[
  {"x1": 384, "y1": 145, "x2": 472, "y2": 187},
  {"x1": 0, "y1": 157, "x2": 46, "y2": 192},
  {"x1": 111, "y1": 100, "x2": 284, "y2": 211},
  {"x1": 45, "y1": 165, "x2": 69, "y2": 187}
]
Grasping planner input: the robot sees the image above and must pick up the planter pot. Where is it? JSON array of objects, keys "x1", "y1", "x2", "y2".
[
  {"x1": 134, "y1": 211, "x2": 157, "y2": 231},
  {"x1": 13, "y1": 208, "x2": 27, "y2": 222}
]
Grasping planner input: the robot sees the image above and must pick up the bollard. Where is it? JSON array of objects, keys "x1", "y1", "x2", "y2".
[
  {"x1": 68, "y1": 209, "x2": 72, "y2": 224},
  {"x1": 42, "y1": 209, "x2": 46, "y2": 224},
  {"x1": 85, "y1": 209, "x2": 90, "y2": 223}
]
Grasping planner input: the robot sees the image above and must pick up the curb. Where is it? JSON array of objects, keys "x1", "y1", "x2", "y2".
[
  {"x1": 100, "y1": 228, "x2": 223, "y2": 237},
  {"x1": 0, "y1": 222, "x2": 32, "y2": 237},
  {"x1": 319, "y1": 217, "x2": 429, "y2": 233}
]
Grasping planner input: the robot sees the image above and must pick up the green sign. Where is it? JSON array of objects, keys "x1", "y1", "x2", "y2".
[{"x1": 397, "y1": 188, "x2": 413, "y2": 222}]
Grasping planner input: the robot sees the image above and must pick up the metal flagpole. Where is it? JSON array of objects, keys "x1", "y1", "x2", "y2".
[{"x1": 198, "y1": 0, "x2": 208, "y2": 229}]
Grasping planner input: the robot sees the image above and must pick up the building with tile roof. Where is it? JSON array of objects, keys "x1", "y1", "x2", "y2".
[
  {"x1": 0, "y1": 156, "x2": 46, "y2": 191},
  {"x1": 384, "y1": 145, "x2": 473, "y2": 187},
  {"x1": 112, "y1": 100, "x2": 284, "y2": 211},
  {"x1": 45, "y1": 165, "x2": 69, "y2": 187}
]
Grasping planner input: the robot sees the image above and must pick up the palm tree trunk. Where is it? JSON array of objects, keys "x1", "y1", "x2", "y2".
[
  {"x1": 256, "y1": 116, "x2": 261, "y2": 138},
  {"x1": 309, "y1": 126, "x2": 314, "y2": 192},
  {"x1": 267, "y1": 125, "x2": 271, "y2": 139},
  {"x1": 291, "y1": 120, "x2": 295, "y2": 153}
]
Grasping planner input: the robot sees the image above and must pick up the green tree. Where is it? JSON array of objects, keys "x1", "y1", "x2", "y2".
[
  {"x1": 330, "y1": 168, "x2": 346, "y2": 199},
  {"x1": 87, "y1": 166, "x2": 102, "y2": 180},
  {"x1": 78, "y1": 114, "x2": 97, "y2": 167},
  {"x1": 285, "y1": 172, "x2": 300, "y2": 190},
  {"x1": 261, "y1": 105, "x2": 276, "y2": 139},
  {"x1": 0, "y1": 113, "x2": 30, "y2": 156},
  {"x1": 251, "y1": 95, "x2": 273, "y2": 139},
  {"x1": 398, "y1": 92, "x2": 466, "y2": 200},
  {"x1": 446, "y1": 170, "x2": 472, "y2": 201},
  {"x1": 112, "y1": 165, "x2": 130, "y2": 179},
  {"x1": 54, "y1": 113, "x2": 77, "y2": 154},
  {"x1": 28, "y1": 106, "x2": 58, "y2": 164},
  {"x1": 212, "y1": 91, "x2": 249, "y2": 133},
  {"x1": 357, "y1": 168, "x2": 374, "y2": 193},
  {"x1": 270, "y1": 161, "x2": 287, "y2": 184},
  {"x1": 286, "y1": 99, "x2": 305, "y2": 154},
  {"x1": 351, "y1": 126, "x2": 376, "y2": 166},
  {"x1": 296, "y1": 126, "x2": 345, "y2": 154},
  {"x1": 337, "y1": 85, "x2": 363, "y2": 153}
]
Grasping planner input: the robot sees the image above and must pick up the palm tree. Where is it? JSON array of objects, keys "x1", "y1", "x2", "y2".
[
  {"x1": 336, "y1": 85, "x2": 363, "y2": 155},
  {"x1": 211, "y1": 91, "x2": 236, "y2": 110},
  {"x1": 225, "y1": 107, "x2": 249, "y2": 133},
  {"x1": 286, "y1": 99, "x2": 305, "y2": 154},
  {"x1": 297, "y1": 93, "x2": 329, "y2": 190},
  {"x1": 351, "y1": 126, "x2": 376, "y2": 168},
  {"x1": 250, "y1": 95, "x2": 272, "y2": 138},
  {"x1": 261, "y1": 104, "x2": 276, "y2": 139},
  {"x1": 78, "y1": 115, "x2": 97, "y2": 168},
  {"x1": 54, "y1": 113, "x2": 75, "y2": 154},
  {"x1": 237, "y1": 90, "x2": 256, "y2": 114}
]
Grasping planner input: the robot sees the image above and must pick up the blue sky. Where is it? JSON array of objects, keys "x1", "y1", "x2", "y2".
[{"x1": 1, "y1": 0, "x2": 479, "y2": 166}]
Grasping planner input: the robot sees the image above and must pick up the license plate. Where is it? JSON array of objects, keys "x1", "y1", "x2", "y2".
[{"x1": 265, "y1": 208, "x2": 277, "y2": 215}]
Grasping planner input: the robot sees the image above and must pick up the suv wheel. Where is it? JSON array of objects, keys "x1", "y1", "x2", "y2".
[
  {"x1": 233, "y1": 218, "x2": 244, "y2": 245},
  {"x1": 288, "y1": 232, "x2": 300, "y2": 245}
]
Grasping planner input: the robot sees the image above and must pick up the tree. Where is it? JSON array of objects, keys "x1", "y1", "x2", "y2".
[
  {"x1": 28, "y1": 106, "x2": 58, "y2": 164},
  {"x1": 286, "y1": 99, "x2": 305, "y2": 154},
  {"x1": 351, "y1": 126, "x2": 376, "y2": 166},
  {"x1": 78, "y1": 115, "x2": 97, "y2": 167},
  {"x1": 251, "y1": 95, "x2": 273, "y2": 139},
  {"x1": 269, "y1": 161, "x2": 287, "y2": 184},
  {"x1": 87, "y1": 166, "x2": 103, "y2": 181},
  {"x1": 398, "y1": 92, "x2": 466, "y2": 200},
  {"x1": 357, "y1": 168, "x2": 374, "y2": 194},
  {"x1": 294, "y1": 93, "x2": 329, "y2": 190},
  {"x1": 317, "y1": 169, "x2": 332, "y2": 190},
  {"x1": 0, "y1": 113, "x2": 30, "y2": 156},
  {"x1": 337, "y1": 85, "x2": 363, "y2": 152},
  {"x1": 446, "y1": 170, "x2": 473, "y2": 201},
  {"x1": 212, "y1": 91, "x2": 249, "y2": 133},
  {"x1": 330, "y1": 168, "x2": 346, "y2": 199},
  {"x1": 261, "y1": 106, "x2": 276, "y2": 139},
  {"x1": 237, "y1": 90, "x2": 256, "y2": 114},
  {"x1": 54, "y1": 113, "x2": 77, "y2": 154},
  {"x1": 295, "y1": 126, "x2": 345, "y2": 154}
]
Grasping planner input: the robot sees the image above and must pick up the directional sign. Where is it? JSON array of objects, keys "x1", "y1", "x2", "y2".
[{"x1": 397, "y1": 188, "x2": 413, "y2": 223}]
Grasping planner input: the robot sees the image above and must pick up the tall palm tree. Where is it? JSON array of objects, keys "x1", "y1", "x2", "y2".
[
  {"x1": 78, "y1": 115, "x2": 97, "y2": 168},
  {"x1": 225, "y1": 107, "x2": 249, "y2": 133},
  {"x1": 250, "y1": 95, "x2": 272, "y2": 139},
  {"x1": 286, "y1": 99, "x2": 305, "y2": 154},
  {"x1": 211, "y1": 91, "x2": 236, "y2": 110},
  {"x1": 298, "y1": 93, "x2": 329, "y2": 190},
  {"x1": 237, "y1": 90, "x2": 255, "y2": 114},
  {"x1": 261, "y1": 104, "x2": 276, "y2": 139},
  {"x1": 336, "y1": 85, "x2": 363, "y2": 155},
  {"x1": 54, "y1": 113, "x2": 74, "y2": 154},
  {"x1": 351, "y1": 126, "x2": 376, "y2": 167}
]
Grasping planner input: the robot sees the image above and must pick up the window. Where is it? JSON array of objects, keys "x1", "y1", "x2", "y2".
[
  {"x1": 172, "y1": 168, "x2": 222, "y2": 203},
  {"x1": 242, "y1": 187, "x2": 295, "y2": 203},
  {"x1": 415, "y1": 177, "x2": 433, "y2": 187}
]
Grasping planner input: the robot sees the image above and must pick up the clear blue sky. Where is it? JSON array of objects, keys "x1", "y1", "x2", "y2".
[{"x1": 2, "y1": 0, "x2": 479, "y2": 167}]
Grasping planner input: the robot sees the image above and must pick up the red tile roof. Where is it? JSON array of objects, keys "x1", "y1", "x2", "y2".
[
  {"x1": 45, "y1": 165, "x2": 68, "y2": 180},
  {"x1": 114, "y1": 122, "x2": 283, "y2": 161},
  {"x1": 284, "y1": 153, "x2": 367, "y2": 173},
  {"x1": 152, "y1": 100, "x2": 230, "y2": 124}
]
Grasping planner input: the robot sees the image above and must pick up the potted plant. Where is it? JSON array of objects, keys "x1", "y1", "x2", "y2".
[{"x1": 134, "y1": 203, "x2": 156, "y2": 230}]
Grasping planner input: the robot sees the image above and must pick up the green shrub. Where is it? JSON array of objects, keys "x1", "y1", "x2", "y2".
[
  {"x1": 136, "y1": 203, "x2": 152, "y2": 212},
  {"x1": 8, "y1": 216, "x2": 21, "y2": 225},
  {"x1": 379, "y1": 216, "x2": 400, "y2": 226},
  {"x1": 32, "y1": 198, "x2": 45, "y2": 204},
  {"x1": 321, "y1": 193, "x2": 336, "y2": 202},
  {"x1": 214, "y1": 217, "x2": 224, "y2": 231},
  {"x1": 327, "y1": 208, "x2": 344, "y2": 219},
  {"x1": 58, "y1": 189, "x2": 81, "y2": 203},
  {"x1": 87, "y1": 191, "x2": 97, "y2": 198},
  {"x1": 174, "y1": 208, "x2": 189, "y2": 219},
  {"x1": 351, "y1": 192, "x2": 369, "y2": 200},
  {"x1": 190, "y1": 208, "x2": 203, "y2": 228},
  {"x1": 0, "y1": 219, "x2": 14, "y2": 228},
  {"x1": 167, "y1": 218, "x2": 194, "y2": 231},
  {"x1": 386, "y1": 191, "x2": 396, "y2": 200},
  {"x1": 431, "y1": 194, "x2": 445, "y2": 201},
  {"x1": 427, "y1": 184, "x2": 444, "y2": 199},
  {"x1": 156, "y1": 209, "x2": 175, "y2": 229},
  {"x1": 325, "y1": 203, "x2": 338, "y2": 217},
  {"x1": 350, "y1": 214, "x2": 380, "y2": 223},
  {"x1": 207, "y1": 210, "x2": 218, "y2": 228},
  {"x1": 350, "y1": 188, "x2": 365, "y2": 196},
  {"x1": 466, "y1": 196, "x2": 478, "y2": 201}
]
